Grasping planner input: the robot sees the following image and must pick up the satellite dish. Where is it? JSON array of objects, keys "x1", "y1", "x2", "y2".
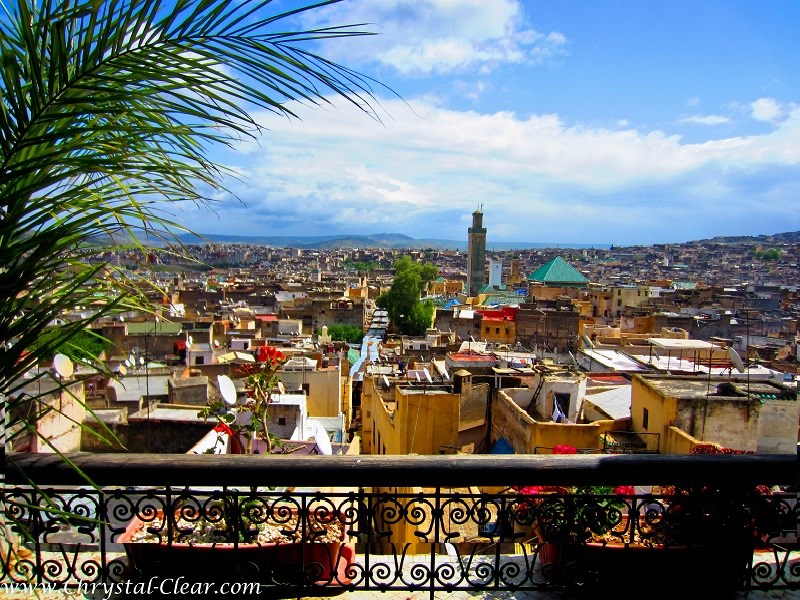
[
  {"x1": 310, "y1": 420, "x2": 332, "y2": 455},
  {"x1": 727, "y1": 347, "x2": 746, "y2": 373},
  {"x1": 213, "y1": 340, "x2": 220, "y2": 348},
  {"x1": 415, "y1": 372, "x2": 421, "y2": 382},
  {"x1": 53, "y1": 353, "x2": 74, "y2": 379},
  {"x1": 119, "y1": 316, "x2": 124, "y2": 322},
  {"x1": 218, "y1": 375, "x2": 237, "y2": 406},
  {"x1": 382, "y1": 374, "x2": 390, "y2": 388},
  {"x1": 139, "y1": 356, "x2": 145, "y2": 366},
  {"x1": 442, "y1": 368, "x2": 450, "y2": 380},
  {"x1": 423, "y1": 367, "x2": 433, "y2": 383},
  {"x1": 118, "y1": 364, "x2": 127, "y2": 376},
  {"x1": 128, "y1": 354, "x2": 135, "y2": 368},
  {"x1": 188, "y1": 336, "x2": 194, "y2": 349},
  {"x1": 277, "y1": 381, "x2": 286, "y2": 394}
]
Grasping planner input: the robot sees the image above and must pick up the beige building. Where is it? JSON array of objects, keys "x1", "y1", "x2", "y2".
[
  {"x1": 360, "y1": 373, "x2": 488, "y2": 456},
  {"x1": 631, "y1": 375, "x2": 798, "y2": 454}
]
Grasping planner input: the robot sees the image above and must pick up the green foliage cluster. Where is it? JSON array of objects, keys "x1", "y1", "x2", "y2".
[
  {"x1": 376, "y1": 256, "x2": 438, "y2": 336},
  {"x1": 0, "y1": 0, "x2": 381, "y2": 408},
  {"x1": 326, "y1": 324, "x2": 364, "y2": 344},
  {"x1": 32, "y1": 328, "x2": 111, "y2": 364},
  {"x1": 752, "y1": 247, "x2": 782, "y2": 261},
  {"x1": 342, "y1": 259, "x2": 381, "y2": 273}
]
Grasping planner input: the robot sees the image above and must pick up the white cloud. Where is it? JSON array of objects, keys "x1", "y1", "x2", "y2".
[
  {"x1": 679, "y1": 114, "x2": 731, "y2": 126},
  {"x1": 686, "y1": 97, "x2": 701, "y2": 107},
  {"x1": 302, "y1": 0, "x2": 567, "y2": 75},
  {"x1": 206, "y1": 98, "x2": 800, "y2": 243},
  {"x1": 751, "y1": 97, "x2": 782, "y2": 122}
]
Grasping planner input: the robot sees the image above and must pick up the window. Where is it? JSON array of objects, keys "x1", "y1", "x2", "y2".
[
  {"x1": 495, "y1": 327, "x2": 500, "y2": 334},
  {"x1": 194, "y1": 356, "x2": 204, "y2": 365},
  {"x1": 278, "y1": 417, "x2": 286, "y2": 425},
  {"x1": 642, "y1": 407, "x2": 649, "y2": 430},
  {"x1": 554, "y1": 393, "x2": 570, "y2": 421}
]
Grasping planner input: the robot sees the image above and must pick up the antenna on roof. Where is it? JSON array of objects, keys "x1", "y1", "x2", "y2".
[
  {"x1": 727, "y1": 347, "x2": 746, "y2": 373},
  {"x1": 52, "y1": 353, "x2": 74, "y2": 380},
  {"x1": 218, "y1": 375, "x2": 237, "y2": 406}
]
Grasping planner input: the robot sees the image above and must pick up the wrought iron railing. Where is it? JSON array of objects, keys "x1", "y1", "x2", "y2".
[{"x1": 2, "y1": 453, "x2": 798, "y2": 597}]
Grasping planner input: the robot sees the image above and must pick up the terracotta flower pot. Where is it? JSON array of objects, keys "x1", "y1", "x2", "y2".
[{"x1": 118, "y1": 508, "x2": 355, "y2": 587}]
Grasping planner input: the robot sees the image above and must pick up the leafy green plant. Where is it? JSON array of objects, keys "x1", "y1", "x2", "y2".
[
  {"x1": 376, "y1": 256, "x2": 438, "y2": 336},
  {"x1": 0, "y1": 0, "x2": 383, "y2": 572}
]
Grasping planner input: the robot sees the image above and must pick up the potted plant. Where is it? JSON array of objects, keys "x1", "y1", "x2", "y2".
[
  {"x1": 117, "y1": 496, "x2": 355, "y2": 587},
  {"x1": 119, "y1": 346, "x2": 355, "y2": 588},
  {"x1": 511, "y1": 444, "x2": 783, "y2": 597}
]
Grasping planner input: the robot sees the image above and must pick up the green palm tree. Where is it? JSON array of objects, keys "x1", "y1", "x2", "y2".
[{"x1": 0, "y1": 0, "x2": 383, "y2": 448}]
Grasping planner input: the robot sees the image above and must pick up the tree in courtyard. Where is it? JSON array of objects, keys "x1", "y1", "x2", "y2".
[
  {"x1": 0, "y1": 0, "x2": 384, "y2": 561},
  {"x1": 326, "y1": 324, "x2": 365, "y2": 344},
  {"x1": 376, "y1": 256, "x2": 437, "y2": 336}
]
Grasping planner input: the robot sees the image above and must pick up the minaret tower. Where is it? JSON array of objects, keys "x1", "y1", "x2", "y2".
[{"x1": 466, "y1": 207, "x2": 487, "y2": 296}]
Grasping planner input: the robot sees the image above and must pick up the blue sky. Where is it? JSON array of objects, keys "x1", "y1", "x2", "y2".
[{"x1": 184, "y1": 0, "x2": 800, "y2": 246}]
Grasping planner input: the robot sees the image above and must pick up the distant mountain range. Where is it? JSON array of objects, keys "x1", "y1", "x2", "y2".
[{"x1": 176, "y1": 232, "x2": 612, "y2": 251}]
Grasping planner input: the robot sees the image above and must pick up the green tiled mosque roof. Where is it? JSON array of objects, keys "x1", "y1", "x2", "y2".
[{"x1": 527, "y1": 256, "x2": 589, "y2": 285}]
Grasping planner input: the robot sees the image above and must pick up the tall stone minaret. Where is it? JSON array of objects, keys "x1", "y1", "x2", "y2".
[{"x1": 466, "y1": 208, "x2": 487, "y2": 296}]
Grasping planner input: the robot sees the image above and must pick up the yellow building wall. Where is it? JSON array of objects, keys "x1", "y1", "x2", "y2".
[
  {"x1": 529, "y1": 420, "x2": 614, "y2": 453},
  {"x1": 480, "y1": 319, "x2": 516, "y2": 344},
  {"x1": 663, "y1": 425, "x2": 702, "y2": 455},
  {"x1": 630, "y1": 376, "x2": 677, "y2": 448},
  {"x1": 280, "y1": 368, "x2": 341, "y2": 418},
  {"x1": 396, "y1": 390, "x2": 460, "y2": 455},
  {"x1": 362, "y1": 377, "x2": 460, "y2": 456},
  {"x1": 492, "y1": 391, "x2": 612, "y2": 453}
]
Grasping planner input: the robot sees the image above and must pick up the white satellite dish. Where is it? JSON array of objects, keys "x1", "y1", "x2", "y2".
[
  {"x1": 139, "y1": 356, "x2": 145, "y2": 366},
  {"x1": 119, "y1": 316, "x2": 124, "y2": 322},
  {"x1": 277, "y1": 381, "x2": 286, "y2": 394},
  {"x1": 187, "y1": 336, "x2": 193, "y2": 349},
  {"x1": 53, "y1": 353, "x2": 74, "y2": 379},
  {"x1": 423, "y1": 367, "x2": 433, "y2": 383},
  {"x1": 218, "y1": 375, "x2": 237, "y2": 405},
  {"x1": 213, "y1": 340, "x2": 220, "y2": 348},
  {"x1": 415, "y1": 372, "x2": 421, "y2": 382},
  {"x1": 382, "y1": 374, "x2": 390, "y2": 388},
  {"x1": 118, "y1": 364, "x2": 127, "y2": 376},
  {"x1": 727, "y1": 347, "x2": 746, "y2": 373},
  {"x1": 442, "y1": 368, "x2": 450, "y2": 380},
  {"x1": 310, "y1": 420, "x2": 332, "y2": 455}
]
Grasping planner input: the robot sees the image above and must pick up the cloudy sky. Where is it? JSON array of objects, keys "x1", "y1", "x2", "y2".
[{"x1": 185, "y1": 0, "x2": 800, "y2": 246}]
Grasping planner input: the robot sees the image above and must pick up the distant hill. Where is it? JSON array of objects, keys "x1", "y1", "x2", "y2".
[
  {"x1": 176, "y1": 232, "x2": 610, "y2": 251},
  {"x1": 699, "y1": 231, "x2": 800, "y2": 245}
]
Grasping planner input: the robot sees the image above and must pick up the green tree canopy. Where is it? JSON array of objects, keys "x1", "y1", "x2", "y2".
[
  {"x1": 326, "y1": 324, "x2": 364, "y2": 344},
  {"x1": 376, "y1": 256, "x2": 437, "y2": 336}
]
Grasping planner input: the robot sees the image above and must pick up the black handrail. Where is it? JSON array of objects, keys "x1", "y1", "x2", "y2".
[{"x1": 5, "y1": 452, "x2": 795, "y2": 487}]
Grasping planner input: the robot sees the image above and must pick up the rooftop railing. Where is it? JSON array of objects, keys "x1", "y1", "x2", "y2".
[{"x1": 2, "y1": 453, "x2": 798, "y2": 598}]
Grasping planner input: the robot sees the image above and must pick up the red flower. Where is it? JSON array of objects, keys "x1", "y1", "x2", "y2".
[
  {"x1": 514, "y1": 485, "x2": 571, "y2": 496},
  {"x1": 552, "y1": 444, "x2": 578, "y2": 454},
  {"x1": 213, "y1": 422, "x2": 234, "y2": 436},
  {"x1": 257, "y1": 345, "x2": 286, "y2": 365},
  {"x1": 614, "y1": 485, "x2": 635, "y2": 496}
]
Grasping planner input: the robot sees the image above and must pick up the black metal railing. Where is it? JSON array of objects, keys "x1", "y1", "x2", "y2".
[{"x1": 2, "y1": 453, "x2": 798, "y2": 598}]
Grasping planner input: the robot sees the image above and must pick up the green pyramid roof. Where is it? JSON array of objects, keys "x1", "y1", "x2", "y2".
[{"x1": 527, "y1": 256, "x2": 589, "y2": 286}]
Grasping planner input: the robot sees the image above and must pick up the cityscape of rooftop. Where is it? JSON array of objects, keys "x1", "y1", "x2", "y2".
[{"x1": 2, "y1": 1, "x2": 798, "y2": 597}]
